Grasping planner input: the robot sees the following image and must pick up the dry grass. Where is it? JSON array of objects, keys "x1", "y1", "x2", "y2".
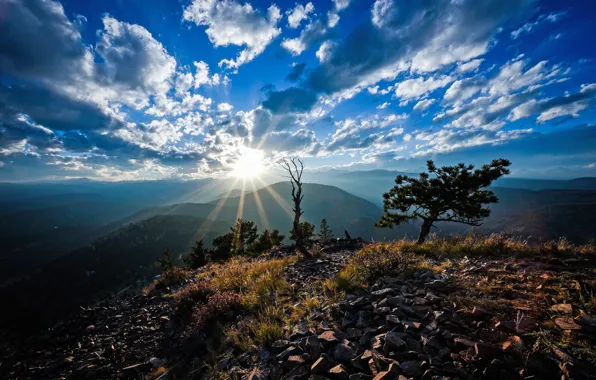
[
  {"x1": 374, "y1": 233, "x2": 596, "y2": 259},
  {"x1": 324, "y1": 242, "x2": 423, "y2": 292},
  {"x1": 143, "y1": 267, "x2": 189, "y2": 295}
]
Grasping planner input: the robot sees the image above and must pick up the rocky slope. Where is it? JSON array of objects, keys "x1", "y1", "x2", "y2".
[{"x1": 2, "y1": 240, "x2": 596, "y2": 380}]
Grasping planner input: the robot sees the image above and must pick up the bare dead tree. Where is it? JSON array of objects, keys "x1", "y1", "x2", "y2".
[{"x1": 280, "y1": 157, "x2": 311, "y2": 258}]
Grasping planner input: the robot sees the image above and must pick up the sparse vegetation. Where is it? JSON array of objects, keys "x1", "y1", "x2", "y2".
[
  {"x1": 318, "y1": 218, "x2": 333, "y2": 239},
  {"x1": 183, "y1": 240, "x2": 208, "y2": 269},
  {"x1": 377, "y1": 159, "x2": 511, "y2": 243},
  {"x1": 280, "y1": 157, "x2": 311, "y2": 257}
]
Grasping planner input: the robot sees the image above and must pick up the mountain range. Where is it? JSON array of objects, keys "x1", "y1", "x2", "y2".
[{"x1": 1, "y1": 172, "x2": 596, "y2": 331}]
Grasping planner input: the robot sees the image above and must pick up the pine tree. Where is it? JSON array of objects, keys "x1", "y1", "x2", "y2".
[
  {"x1": 231, "y1": 219, "x2": 258, "y2": 255},
  {"x1": 376, "y1": 159, "x2": 511, "y2": 244},
  {"x1": 318, "y1": 218, "x2": 333, "y2": 240},
  {"x1": 183, "y1": 240, "x2": 208, "y2": 269},
  {"x1": 290, "y1": 221, "x2": 315, "y2": 243},
  {"x1": 248, "y1": 229, "x2": 286, "y2": 254},
  {"x1": 158, "y1": 248, "x2": 173, "y2": 272}
]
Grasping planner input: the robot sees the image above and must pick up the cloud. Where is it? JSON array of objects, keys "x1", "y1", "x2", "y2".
[
  {"x1": 394, "y1": 75, "x2": 453, "y2": 101},
  {"x1": 413, "y1": 98, "x2": 435, "y2": 112},
  {"x1": 0, "y1": 0, "x2": 93, "y2": 82},
  {"x1": 145, "y1": 93, "x2": 213, "y2": 117},
  {"x1": 261, "y1": 87, "x2": 318, "y2": 114},
  {"x1": 412, "y1": 127, "x2": 534, "y2": 156},
  {"x1": 511, "y1": 11, "x2": 567, "y2": 39},
  {"x1": 286, "y1": 2, "x2": 315, "y2": 29},
  {"x1": 316, "y1": 40, "x2": 335, "y2": 63},
  {"x1": 217, "y1": 103, "x2": 234, "y2": 112},
  {"x1": 95, "y1": 15, "x2": 177, "y2": 97},
  {"x1": 0, "y1": 84, "x2": 126, "y2": 134},
  {"x1": 325, "y1": 114, "x2": 406, "y2": 153},
  {"x1": 457, "y1": 59, "x2": 484, "y2": 73},
  {"x1": 306, "y1": 0, "x2": 531, "y2": 95},
  {"x1": 509, "y1": 83, "x2": 596, "y2": 123},
  {"x1": 281, "y1": 19, "x2": 329, "y2": 57},
  {"x1": 377, "y1": 102, "x2": 390, "y2": 110},
  {"x1": 183, "y1": 0, "x2": 282, "y2": 70},
  {"x1": 286, "y1": 63, "x2": 307, "y2": 81}
]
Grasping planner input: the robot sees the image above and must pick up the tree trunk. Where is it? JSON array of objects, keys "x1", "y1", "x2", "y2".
[{"x1": 417, "y1": 219, "x2": 432, "y2": 244}]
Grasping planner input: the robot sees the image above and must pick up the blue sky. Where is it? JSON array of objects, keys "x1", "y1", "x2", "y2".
[{"x1": 1, "y1": 0, "x2": 596, "y2": 181}]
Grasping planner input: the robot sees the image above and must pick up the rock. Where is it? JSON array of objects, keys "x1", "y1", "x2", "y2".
[
  {"x1": 149, "y1": 357, "x2": 164, "y2": 367},
  {"x1": 277, "y1": 346, "x2": 299, "y2": 360},
  {"x1": 291, "y1": 321, "x2": 312, "y2": 340},
  {"x1": 248, "y1": 370, "x2": 266, "y2": 380},
  {"x1": 385, "y1": 315, "x2": 400, "y2": 326},
  {"x1": 526, "y1": 351, "x2": 562, "y2": 380},
  {"x1": 555, "y1": 317, "x2": 582, "y2": 330},
  {"x1": 286, "y1": 365, "x2": 309, "y2": 379},
  {"x1": 471, "y1": 307, "x2": 488, "y2": 317},
  {"x1": 551, "y1": 303, "x2": 572, "y2": 314},
  {"x1": 575, "y1": 315, "x2": 596, "y2": 332},
  {"x1": 85, "y1": 325, "x2": 96, "y2": 332},
  {"x1": 311, "y1": 355, "x2": 336, "y2": 375},
  {"x1": 271, "y1": 339, "x2": 291, "y2": 354},
  {"x1": 502, "y1": 336, "x2": 524, "y2": 352},
  {"x1": 483, "y1": 359, "x2": 506, "y2": 379},
  {"x1": 346, "y1": 328, "x2": 362, "y2": 340},
  {"x1": 351, "y1": 350, "x2": 374, "y2": 371},
  {"x1": 453, "y1": 337, "x2": 476, "y2": 351},
  {"x1": 386, "y1": 296, "x2": 405, "y2": 307},
  {"x1": 305, "y1": 335, "x2": 321, "y2": 358},
  {"x1": 319, "y1": 331, "x2": 340, "y2": 344},
  {"x1": 400, "y1": 361, "x2": 424, "y2": 377},
  {"x1": 373, "y1": 362, "x2": 401, "y2": 379},
  {"x1": 333, "y1": 341, "x2": 357, "y2": 361},
  {"x1": 494, "y1": 320, "x2": 516, "y2": 332},
  {"x1": 350, "y1": 374, "x2": 374, "y2": 380},
  {"x1": 372, "y1": 288, "x2": 397, "y2": 298},
  {"x1": 474, "y1": 342, "x2": 503, "y2": 360},
  {"x1": 384, "y1": 331, "x2": 407, "y2": 352},
  {"x1": 122, "y1": 362, "x2": 152, "y2": 376},
  {"x1": 426, "y1": 280, "x2": 447, "y2": 289},
  {"x1": 329, "y1": 364, "x2": 350, "y2": 380},
  {"x1": 285, "y1": 355, "x2": 308, "y2": 370},
  {"x1": 374, "y1": 307, "x2": 391, "y2": 316},
  {"x1": 217, "y1": 358, "x2": 231, "y2": 371}
]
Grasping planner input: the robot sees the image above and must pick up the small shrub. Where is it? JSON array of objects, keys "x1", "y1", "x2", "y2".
[
  {"x1": 193, "y1": 291, "x2": 243, "y2": 330},
  {"x1": 144, "y1": 266, "x2": 188, "y2": 294}
]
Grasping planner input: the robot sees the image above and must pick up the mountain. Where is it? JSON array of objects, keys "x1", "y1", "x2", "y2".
[
  {"x1": 0, "y1": 177, "x2": 244, "y2": 280},
  {"x1": 0, "y1": 214, "x2": 232, "y2": 330}
]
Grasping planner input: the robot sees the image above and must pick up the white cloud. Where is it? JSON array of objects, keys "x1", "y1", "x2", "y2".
[
  {"x1": 457, "y1": 59, "x2": 484, "y2": 73},
  {"x1": 511, "y1": 11, "x2": 567, "y2": 39},
  {"x1": 394, "y1": 75, "x2": 452, "y2": 100},
  {"x1": 316, "y1": 40, "x2": 335, "y2": 63},
  {"x1": 332, "y1": 0, "x2": 350, "y2": 12},
  {"x1": 193, "y1": 61, "x2": 211, "y2": 88},
  {"x1": 217, "y1": 102, "x2": 234, "y2": 112},
  {"x1": 286, "y1": 2, "x2": 315, "y2": 28},
  {"x1": 377, "y1": 102, "x2": 390, "y2": 109},
  {"x1": 175, "y1": 72, "x2": 194, "y2": 97},
  {"x1": 327, "y1": 12, "x2": 340, "y2": 28},
  {"x1": 96, "y1": 15, "x2": 176, "y2": 97},
  {"x1": 413, "y1": 98, "x2": 435, "y2": 112},
  {"x1": 281, "y1": 38, "x2": 307, "y2": 56},
  {"x1": 183, "y1": 0, "x2": 282, "y2": 70},
  {"x1": 145, "y1": 94, "x2": 213, "y2": 117}
]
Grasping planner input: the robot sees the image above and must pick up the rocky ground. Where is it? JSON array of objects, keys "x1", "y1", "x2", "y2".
[{"x1": 1, "y1": 240, "x2": 595, "y2": 380}]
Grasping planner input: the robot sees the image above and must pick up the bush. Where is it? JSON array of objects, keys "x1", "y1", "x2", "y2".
[
  {"x1": 183, "y1": 240, "x2": 208, "y2": 269},
  {"x1": 193, "y1": 291, "x2": 244, "y2": 330}
]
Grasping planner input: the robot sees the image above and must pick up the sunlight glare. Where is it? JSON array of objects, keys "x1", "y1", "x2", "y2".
[{"x1": 231, "y1": 149, "x2": 266, "y2": 179}]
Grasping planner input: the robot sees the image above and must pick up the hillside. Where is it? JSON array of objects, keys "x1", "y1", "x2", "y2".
[{"x1": 0, "y1": 215, "x2": 231, "y2": 330}]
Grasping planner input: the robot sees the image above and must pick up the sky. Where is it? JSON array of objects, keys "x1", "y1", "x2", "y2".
[{"x1": 1, "y1": 0, "x2": 596, "y2": 182}]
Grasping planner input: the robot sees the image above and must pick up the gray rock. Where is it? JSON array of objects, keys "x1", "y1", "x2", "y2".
[{"x1": 333, "y1": 341, "x2": 357, "y2": 361}]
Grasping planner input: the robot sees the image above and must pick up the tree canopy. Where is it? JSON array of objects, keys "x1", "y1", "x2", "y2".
[{"x1": 376, "y1": 159, "x2": 511, "y2": 243}]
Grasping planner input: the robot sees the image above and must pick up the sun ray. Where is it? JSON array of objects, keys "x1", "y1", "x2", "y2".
[
  {"x1": 195, "y1": 177, "x2": 240, "y2": 237},
  {"x1": 254, "y1": 176, "x2": 294, "y2": 219},
  {"x1": 249, "y1": 177, "x2": 270, "y2": 229}
]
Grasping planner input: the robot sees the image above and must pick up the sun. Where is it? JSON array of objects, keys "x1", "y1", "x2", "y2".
[{"x1": 231, "y1": 149, "x2": 266, "y2": 179}]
